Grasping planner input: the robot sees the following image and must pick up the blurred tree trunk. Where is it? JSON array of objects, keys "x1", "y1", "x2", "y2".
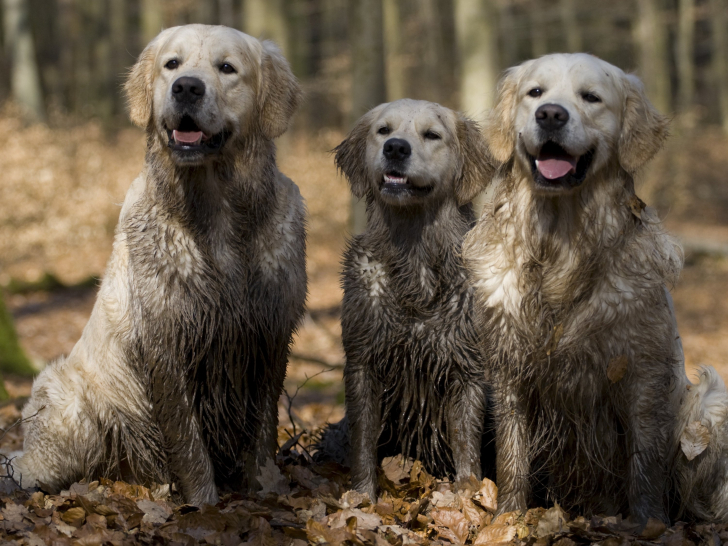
[
  {"x1": 710, "y1": 0, "x2": 728, "y2": 133},
  {"x1": 635, "y1": 0, "x2": 670, "y2": 113},
  {"x1": 110, "y1": 0, "x2": 127, "y2": 117},
  {"x1": 196, "y1": 1, "x2": 215, "y2": 24},
  {"x1": 383, "y1": 0, "x2": 405, "y2": 101},
  {"x1": 219, "y1": 0, "x2": 234, "y2": 26},
  {"x1": 676, "y1": 0, "x2": 695, "y2": 114},
  {"x1": 3, "y1": 0, "x2": 45, "y2": 121},
  {"x1": 499, "y1": 0, "x2": 518, "y2": 68},
  {"x1": 348, "y1": 0, "x2": 386, "y2": 233},
  {"x1": 529, "y1": 0, "x2": 548, "y2": 57},
  {"x1": 141, "y1": 0, "x2": 163, "y2": 43},
  {"x1": 455, "y1": 0, "x2": 498, "y2": 116},
  {"x1": 559, "y1": 0, "x2": 581, "y2": 52},
  {"x1": 0, "y1": 293, "x2": 34, "y2": 382},
  {"x1": 419, "y1": 0, "x2": 454, "y2": 104},
  {"x1": 243, "y1": 0, "x2": 290, "y2": 57},
  {"x1": 90, "y1": 0, "x2": 113, "y2": 121}
]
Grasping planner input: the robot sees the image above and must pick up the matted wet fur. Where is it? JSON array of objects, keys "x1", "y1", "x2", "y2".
[
  {"x1": 332, "y1": 99, "x2": 495, "y2": 500},
  {"x1": 463, "y1": 54, "x2": 684, "y2": 523},
  {"x1": 12, "y1": 25, "x2": 306, "y2": 505}
]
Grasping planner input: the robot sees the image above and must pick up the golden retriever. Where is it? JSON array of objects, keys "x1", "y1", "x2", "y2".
[
  {"x1": 11, "y1": 25, "x2": 306, "y2": 506},
  {"x1": 463, "y1": 53, "x2": 684, "y2": 522},
  {"x1": 330, "y1": 99, "x2": 494, "y2": 500}
]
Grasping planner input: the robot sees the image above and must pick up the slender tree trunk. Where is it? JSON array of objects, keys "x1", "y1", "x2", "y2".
[
  {"x1": 3, "y1": 0, "x2": 45, "y2": 121},
  {"x1": 676, "y1": 0, "x2": 695, "y2": 114},
  {"x1": 455, "y1": 0, "x2": 498, "y2": 116},
  {"x1": 499, "y1": 0, "x2": 517, "y2": 68},
  {"x1": 110, "y1": 0, "x2": 127, "y2": 117},
  {"x1": 348, "y1": 0, "x2": 386, "y2": 233},
  {"x1": 219, "y1": 0, "x2": 234, "y2": 26},
  {"x1": 529, "y1": 0, "x2": 548, "y2": 57},
  {"x1": 243, "y1": 0, "x2": 290, "y2": 57},
  {"x1": 419, "y1": 0, "x2": 449, "y2": 103},
  {"x1": 559, "y1": 0, "x2": 581, "y2": 52},
  {"x1": 635, "y1": 0, "x2": 670, "y2": 114},
  {"x1": 141, "y1": 0, "x2": 163, "y2": 43},
  {"x1": 196, "y1": 1, "x2": 215, "y2": 24},
  {"x1": 383, "y1": 0, "x2": 405, "y2": 100},
  {"x1": 710, "y1": 0, "x2": 728, "y2": 133}
]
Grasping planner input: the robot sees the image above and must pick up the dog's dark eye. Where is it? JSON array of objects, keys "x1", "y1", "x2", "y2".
[
  {"x1": 582, "y1": 92, "x2": 601, "y2": 103},
  {"x1": 424, "y1": 130, "x2": 441, "y2": 140},
  {"x1": 220, "y1": 63, "x2": 236, "y2": 74},
  {"x1": 528, "y1": 87, "x2": 543, "y2": 98},
  {"x1": 165, "y1": 59, "x2": 179, "y2": 70},
  {"x1": 377, "y1": 126, "x2": 391, "y2": 135}
]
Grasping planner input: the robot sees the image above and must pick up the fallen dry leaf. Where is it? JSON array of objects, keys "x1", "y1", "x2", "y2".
[
  {"x1": 381, "y1": 455, "x2": 412, "y2": 485},
  {"x1": 475, "y1": 478, "x2": 498, "y2": 513},
  {"x1": 431, "y1": 507, "x2": 470, "y2": 544},
  {"x1": 681, "y1": 421, "x2": 711, "y2": 460},
  {"x1": 640, "y1": 517, "x2": 667, "y2": 540},
  {"x1": 537, "y1": 503, "x2": 569, "y2": 537},
  {"x1": 473, "y1": 523, "x2": 517, "y2": 545},
  {"x1": 607, "y1": 355, "x2": 629, "y2": 383},
  {"x1": 256, "y1": 459, "x2": 291, "y2": 496}
]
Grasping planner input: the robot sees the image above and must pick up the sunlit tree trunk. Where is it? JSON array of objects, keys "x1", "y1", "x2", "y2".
[
  {"x1": 499, "y1": 0, "x2": 517, "y2": 68},
  {"x1": 383, "y1": 0, "x2": 405, "y2": 101},
  {"x1": 710, "y1": 0, "x2": 728, "y2": 133},
  {"x1": 3, "y1": 0, "x2": 45, "y2": 121},
  {"x1": 243, "y1": 0, "x2": 290, "y2": 57},
  {"x1": 110, "y1": 0, "x2": 127, "y2": 117},
  {"x1": 529, "y1": 0, "x2": 548, "y2": 57},
  {"x1": 676, "y1": 0, "x2": 695, "y2": 114},
  {"x1": 635, "y1": 0, "x2": 670, "y2": 114},
  {"x1": 219, "y1": 0, "x2": 234, "y2": 26},
  {"x1": 559, "y1": 0, "x2": 581, "y2": 52},
  {"x1": 455, "y1": 0, "x2": 498, "y2": 116},
  {"x1": 349, "y1": 0, "x2": 386, "y2": 233},
  {"x1": 141, "y1": 0, "x2": 163, "y2": 43}
]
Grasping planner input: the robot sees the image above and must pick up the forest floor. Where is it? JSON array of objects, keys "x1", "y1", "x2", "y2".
[{"x1": 1, "y1": 117, "x2": 728, "y2": 544}]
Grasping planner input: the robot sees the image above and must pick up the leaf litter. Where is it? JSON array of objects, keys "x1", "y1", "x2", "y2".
[{"x1": 0, "y1": 427, "x2": 724, "y2": 545}]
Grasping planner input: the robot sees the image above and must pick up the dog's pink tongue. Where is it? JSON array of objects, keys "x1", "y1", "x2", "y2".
[
  {"x1": 173, "y1": 130, "x2": 203, "y2": 144},
  {"x1": 536, "y1": 157, "x2": 577, "y2": 180}
]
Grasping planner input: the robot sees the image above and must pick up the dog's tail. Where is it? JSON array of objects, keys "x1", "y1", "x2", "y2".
[
  {"x1": 674, "y1": 366, "x2": 728, "y2": 522},
  {"x1": 311, "y1": 416, "x2": 351, "y2": 467}
]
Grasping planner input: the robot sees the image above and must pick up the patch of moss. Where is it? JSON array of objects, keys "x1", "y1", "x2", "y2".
[{"x1": 0, "y1": 293, "x2": 35, "y2": 380}]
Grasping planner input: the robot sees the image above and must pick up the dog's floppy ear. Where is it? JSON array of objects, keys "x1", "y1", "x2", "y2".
[
  {"x1": 485, "y1": 66, "x2": 522, "y2": 164},
  {"x1": 334, "y1": 105, "x2": 386, "y2": 199},
  {"x1": 454, "y1": 115, "x2": 496, "y2": 206},
  {"x1": 258, "y1": 40, "x2": 302, "y2": 139},
  {"x1": 618, "y1": 74, "x2": 670, "y2": 174},
  {"x1": 125, "y1": 27, "x2": 177, "y2": 128}
]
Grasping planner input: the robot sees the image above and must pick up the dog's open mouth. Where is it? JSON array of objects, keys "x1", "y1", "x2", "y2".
[
  {"x1": 529, "y1": 141, "x2": 594, "y2": 192},
  {"x1": 166, "y1": 115, "x2": 229, "y2": 155},
  {"x1": 380, "y1": 171, "x2": 434, "y2": 198}
]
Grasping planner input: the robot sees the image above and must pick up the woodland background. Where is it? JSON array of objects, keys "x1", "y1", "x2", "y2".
[{"x1": 0, "y1": 0, "x2": 728, "y2": 428}]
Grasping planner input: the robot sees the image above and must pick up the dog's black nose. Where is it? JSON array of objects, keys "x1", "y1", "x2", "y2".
[
  {"x1": 535, "y1": 103, "x2": 570, "y2": 131},
  {"x1": 172, "y1": 76, "x2": 206, "y2": 104},
  {"x1": 383, "y1": 138, "x2": 411, "y2": 161}
]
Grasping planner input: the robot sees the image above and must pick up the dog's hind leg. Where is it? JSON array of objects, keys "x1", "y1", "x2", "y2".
[
  {"x1": 447, "y1": 378, "x2": 486, "y2": 487},
  {"x1": 11, "y1": 358, "x2": 107, "y2": 492}
]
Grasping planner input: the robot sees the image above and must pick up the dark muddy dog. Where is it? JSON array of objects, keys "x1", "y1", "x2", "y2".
[
  {"x1": 15, "y1": 25, "x2": 306, "y2": 505},
  {"x1": 332, "y1": 99, "x2": 494, "y2": 500},
  {"x1": 463, "y1": 54, "x2": 684, "y2": 523}
]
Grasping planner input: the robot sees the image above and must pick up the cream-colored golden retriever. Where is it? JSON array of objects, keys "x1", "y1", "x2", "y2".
[
  {"x1": 464, "y1": 53, "x2": 728, "y2": 523},
  {"x1": 11, "y1": 25, "x2": 307, "y2": 506}
]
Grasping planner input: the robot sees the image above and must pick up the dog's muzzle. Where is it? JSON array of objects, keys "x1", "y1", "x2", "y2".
[
  {"x1": 166, "y1": 114, "x2": 229, "y2": 158},
  {"x1": 379, "y1": 138, "x2": 433, "y2": 201}
]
